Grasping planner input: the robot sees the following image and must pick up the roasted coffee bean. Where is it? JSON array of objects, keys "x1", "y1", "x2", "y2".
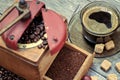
[
  {"x1": 82, "y1": 75, "x2": 91, "y2": 80},
  {"x1": 30, "y1": 34, "x2": 35, "y2": 39},
  {"x1": 24, "y1": 36, "x2": 29, "y2": 41},
  {"x1": 42, "y1": 40, "x2": 48, "y2": 45},
  {"x1": 41, "y1": 36, "x2": 47, "y2": 40},
  {"x1": 40, "y1": 31, "x2": 46, "y2": 37},
  {"x1": 0, "y1": 66, "x2": 25, "y2": 80},
  {"x1": 34, "y1": 31, "x2": 40, "y2": 35},
  {"x1": 38, "y1": 44, "x2": 43, "y2": 49},
  {"x1": 40, "y1": 20, "x2": 44, "y2": 24},
  {"x1": 26, "y1": 40, "x2": 31, "y2": 43},
  {"x1": 29, "y1": 30, "x2": 33, "y2": 34},
  {"x1": 36, "y1": 27, "x2": 40, "y2": 32},
  {"x1": 38, "y1": 24, "x2": 44, "y2": 31},
  {"x1": 37, "y1": 35, "x2": 41, "y2": 39},
  {"x1": 25, "y1": 30, "x2": 29, "y2": 34},
  {"x1": 33, "y1": 38, "x2": 38, "y2": 42},
  {"x1": 35, "y1": 37, "x2": 39, "y2": 41},
  {"x1": 40, "y1": 31, "x2": 45, "y2": 37},
  {"x1": 31, "y1": 22, "x2": 35, "y2": 27},
  {"x1": 42, "y1": 44, "x2": 46, "y2": 49},
  {"x1": 21, "y1": 36, "x2": 25, "y2": 40}
]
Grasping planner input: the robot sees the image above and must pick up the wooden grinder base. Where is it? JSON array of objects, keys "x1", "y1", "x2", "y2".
[
  {"x1": 0, "y1": 36, "x2": 94, "y2": 80},
  {"x1": 0, "y1": 37, "x2": 58, "y2": 80}
]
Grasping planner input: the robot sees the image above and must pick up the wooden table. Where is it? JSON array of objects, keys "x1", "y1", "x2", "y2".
[{"x1": 0, "y1": 0, "x2": 120, "y2": 80}]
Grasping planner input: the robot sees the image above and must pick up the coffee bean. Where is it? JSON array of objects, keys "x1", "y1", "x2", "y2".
[
  {"x1": 37, "y1": 35, "x2": 41, "y2": 39},
  {"x1": 41, "y1": 20, "x2": 44, "y2": 24},
  {"x1": 34, "y1": 31, "x2": 40, "y2": 35},
  {"x1": 25, "y1": 36, "x2": 29, "y2": 41},
  {"x1": 26, "y1": 40, "x2": 31, "y2": 43},
  {"x1": 25, "y1": 30, "x2": 29, "y2": 34},
  {"x1": 40, "y1": 31, "x2": 44, "y2": 37},
  {"x1": 41, "y1": 36, "x2": 47, "y2": 40},
  {"x1": 38, "y1": 44, "x2": 43, "y2": 49},
  {"x1": 42, "y1": 40, "x2": 48, "y2": 45},
  {"x1": 0, "y1": 71, "x2": 2, "y2": 74},
  {"x1": 38, "y1": 24, "x2": 44, "y2": 31},
  {"x1": 21, "y1": 37, "x2": 25, "y2": 40},
  {"x1": 37, "y1": 24, "x2": 44, "y2": 28},
  {"x1": 36, "y1": 27, "x2": 40, "y2": 32},
  {"x1": 30, "y1": 34, "x2": 35, "y2": 39},
  {"x1": 7, "y1": 77, "x2": 12, "y2": 80},
  {"x1": 0, "y1": 66, "x2": 25, "y2": 80},
  {"x1": 42, "y1": 44, "x2": 46, "y2": 49},
  {"x1": 82, "y1": 75, "x2": 91, "y2": 80},
  {"x1": 29, "y1": 30, "x2": 34, "y2": 34},
  {"x1": 33, "y1": 38, "x2": 38, "y2": 42}
]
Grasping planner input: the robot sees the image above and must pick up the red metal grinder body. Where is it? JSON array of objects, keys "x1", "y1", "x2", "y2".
[{"x1": 0, "y1": 0, "x2": 67, "y2": 55}]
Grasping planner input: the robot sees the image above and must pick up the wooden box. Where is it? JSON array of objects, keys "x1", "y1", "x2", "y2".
[
  {"x1": 43, "y1": 42, "x2": 94, "y2": 80},
  {"x1": 0, "y1": 35, "x2": 94, "y2": 80},
  {"x1": 0, "y1": 37, "x2": 59, "y2": 80}
]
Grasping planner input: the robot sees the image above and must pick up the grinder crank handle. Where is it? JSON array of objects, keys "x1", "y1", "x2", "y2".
[
  {"x1": 0, "y1": 4, "x2": 15, "y2": 22},
  {"x1": 0, "y1": 1, "x2": 30, "y2": 35}
]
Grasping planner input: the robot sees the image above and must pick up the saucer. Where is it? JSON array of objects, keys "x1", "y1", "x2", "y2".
[{"x1": 68, "y1": 13, "x2": 120, "y2": 58}]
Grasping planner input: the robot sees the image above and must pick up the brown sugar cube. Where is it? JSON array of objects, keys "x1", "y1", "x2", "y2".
[
  {"x1": 115, "y1": 62, "x2": 120, "y2": 73},
  {"x1": 105, "y1": 40, "x2": 115, "y2": 50},
  {"x1": 107, "y1": 73, "x2": 117, "y2": 80},
  {"x1": 91, "y1": 76, "x2": 98, "y2": 80},
  {"x1": 100, "y1": 60, "x2": 111, "y2": 71},
  {"x1": 94, "y1": 44, "x2": 104, "y2": 54}
]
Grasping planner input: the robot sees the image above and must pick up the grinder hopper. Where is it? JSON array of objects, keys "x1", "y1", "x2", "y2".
[{"x1": 0, "y1": 0, "x2": 67, "y2": 55}]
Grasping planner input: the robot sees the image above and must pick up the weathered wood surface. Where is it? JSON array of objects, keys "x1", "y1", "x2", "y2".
[{"x1": 0, "y1": 0, "x2": 120, "y2": 80}]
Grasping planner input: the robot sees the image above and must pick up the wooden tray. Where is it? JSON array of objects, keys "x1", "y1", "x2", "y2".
[{"x1": 43, "y1": 42, "x2": 94, "y2": 80}]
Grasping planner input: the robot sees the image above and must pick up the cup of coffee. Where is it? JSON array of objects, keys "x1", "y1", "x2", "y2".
[{"x1": 80, "y1": 1, "x2": 120, "y2": 44}]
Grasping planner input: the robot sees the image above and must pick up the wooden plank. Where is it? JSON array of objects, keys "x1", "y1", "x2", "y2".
[{"x1": 87, "y1": 69, "x2": 106, "y2": 80}]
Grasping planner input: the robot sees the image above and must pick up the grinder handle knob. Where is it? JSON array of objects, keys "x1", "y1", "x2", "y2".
[{"x1": 19, "y1": 0, "x2": 28, "y2": 9}]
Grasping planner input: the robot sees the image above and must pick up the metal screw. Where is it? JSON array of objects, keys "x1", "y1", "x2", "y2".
[
  {"x1": 23, "y1": 45, "x2": 26, "y2": 48},
  {"x1": 19, "y1": 0, "x2": 27, "y2": 9},
  {"x1": 36, "y1": 0, "x2": 40, "y2": 4},
  {"x1": 53, "y1": 37, "x2": 58, "y2": 43},
  {"x1": 9, "y1": 35, "x2": 14, "y2": 40}
]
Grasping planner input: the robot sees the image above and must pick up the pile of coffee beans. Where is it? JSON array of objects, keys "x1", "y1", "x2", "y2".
[
  {"x1": 0, "y1": 66, "x2": 25, "y2": 80},
  {"x1": 18, "y1": 14, "x2": 48, "y2": 49}
]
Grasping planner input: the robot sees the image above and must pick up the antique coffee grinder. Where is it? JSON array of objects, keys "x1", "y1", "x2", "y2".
[
  {"x1": 0, "y1": 0, "x2": 67, "y2": 80},
  {"x1": 0, "y1": 0, "x2": 94, "y2": 80}
]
